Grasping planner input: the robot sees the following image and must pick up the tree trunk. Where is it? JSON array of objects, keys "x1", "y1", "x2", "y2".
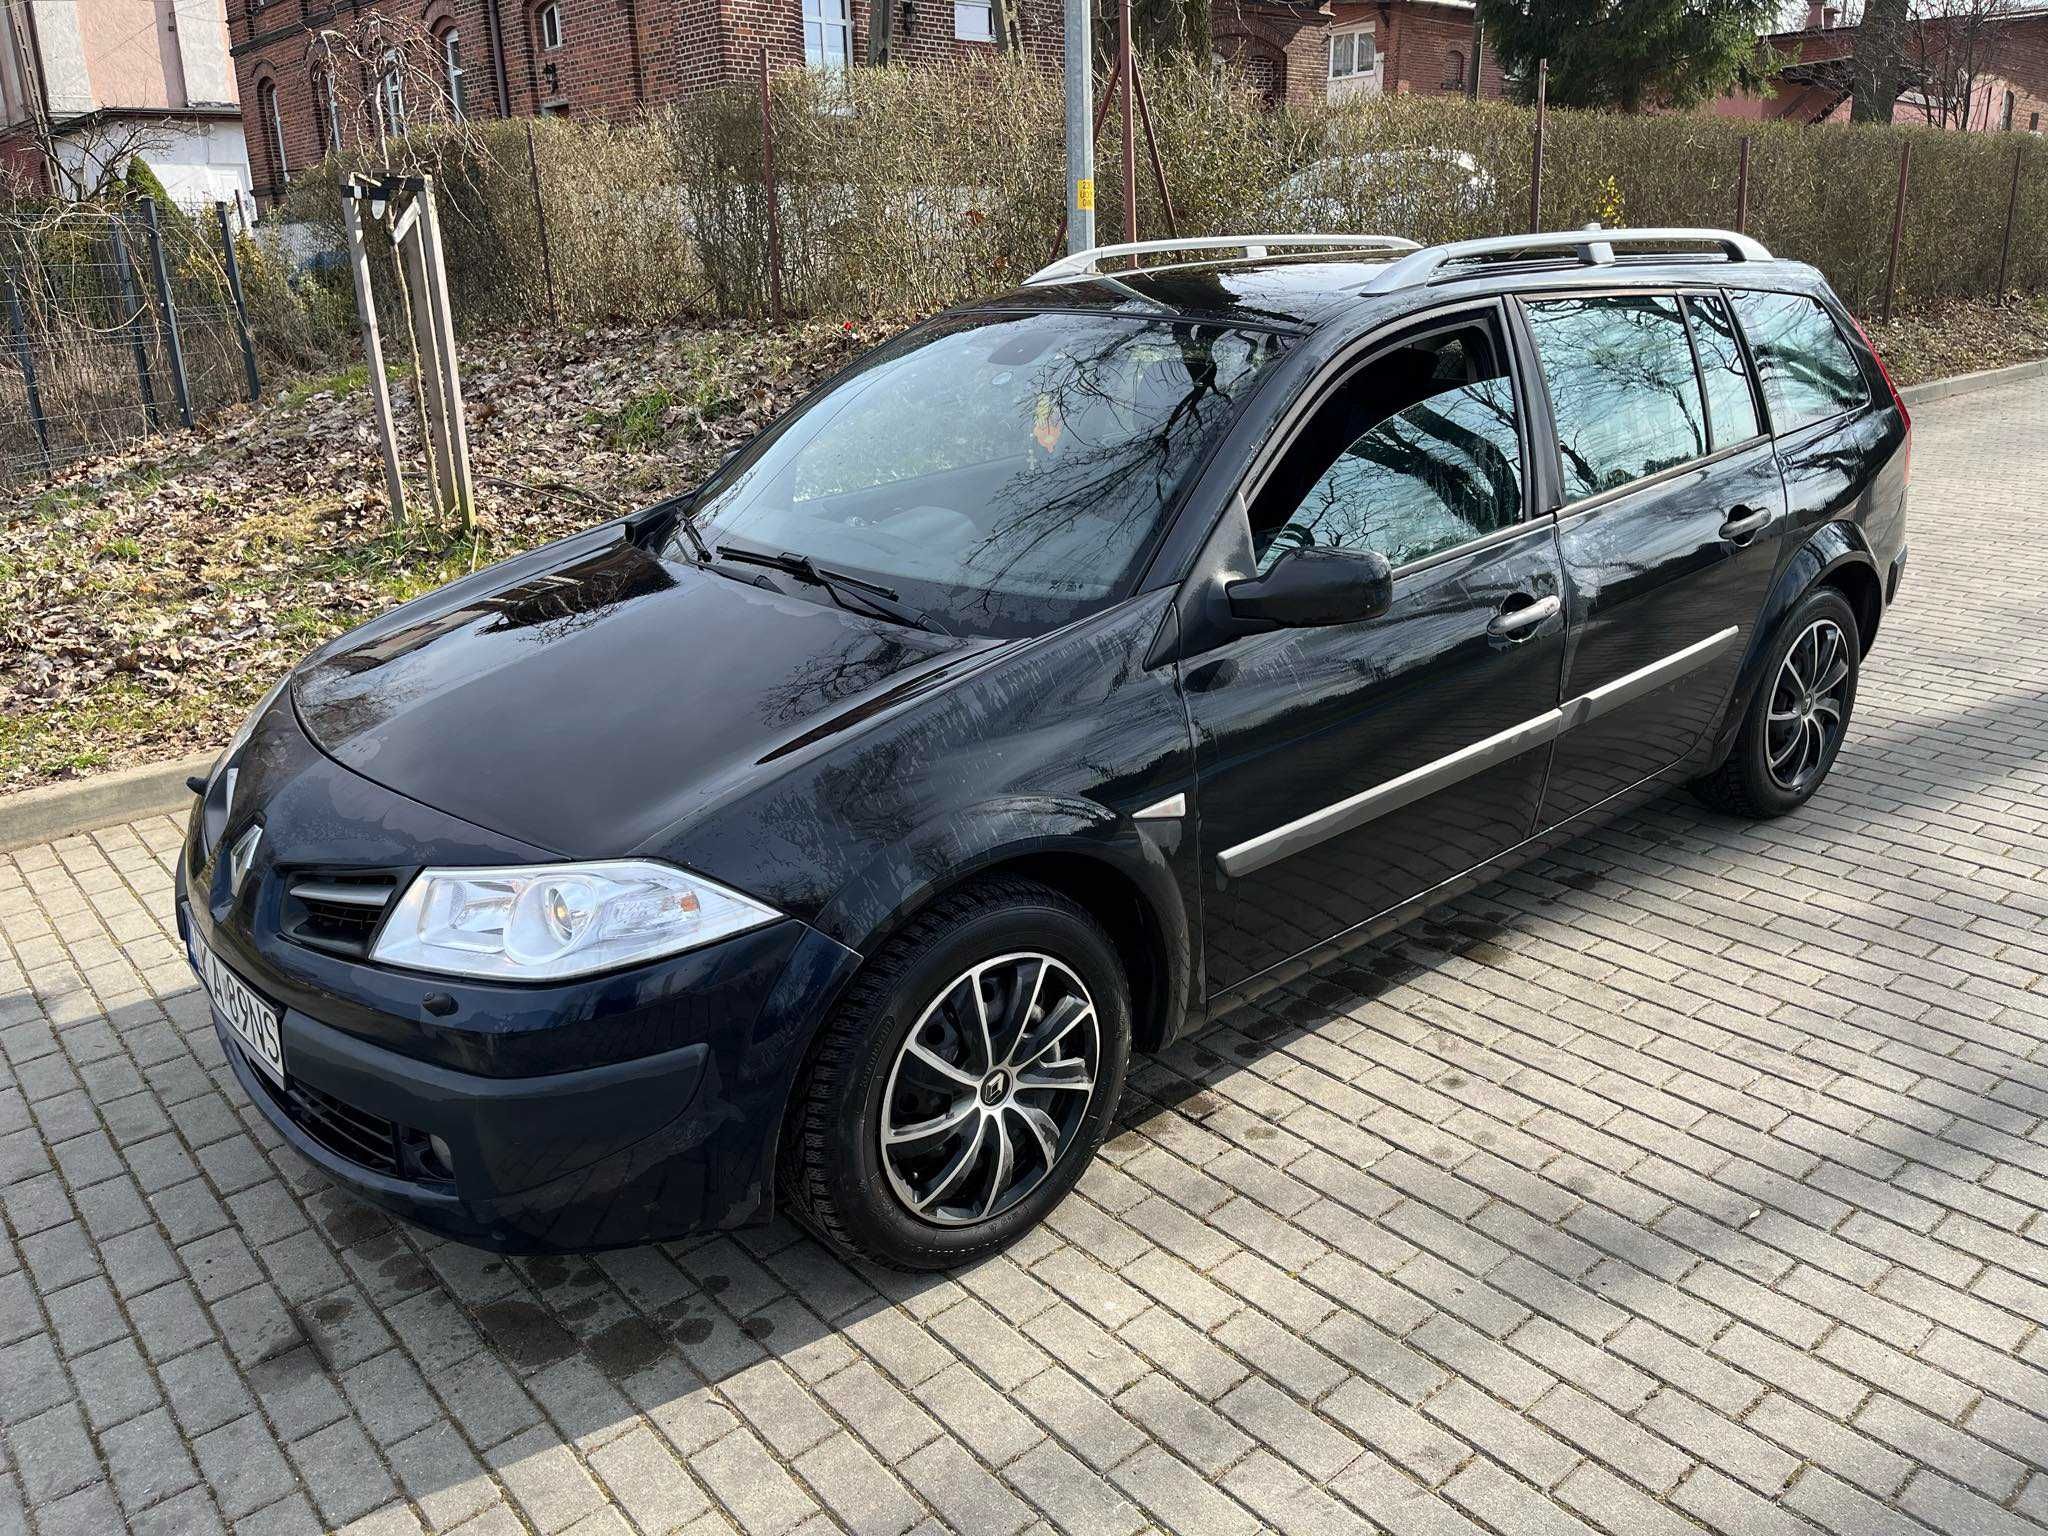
[{"x1": 1851, "y1": 0, "x2": 1910, "y2": 123}]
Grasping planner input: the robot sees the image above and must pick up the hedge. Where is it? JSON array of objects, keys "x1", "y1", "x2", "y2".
[{"x1": 280, "y1": 57, "x2": 2048, "y2": 330}]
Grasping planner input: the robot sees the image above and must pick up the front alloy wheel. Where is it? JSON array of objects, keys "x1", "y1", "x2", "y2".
[
  {"x1": 879, "y1": 953, "x2": 1099, "y2": 1226},
  {"x1": 781, "y1": 878, "x2": 1131, "y2": 1270}
]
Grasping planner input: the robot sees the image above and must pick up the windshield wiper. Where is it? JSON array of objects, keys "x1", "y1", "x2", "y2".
[
  {"x1": 672, "y1": 508, "x2": 715, "y2": 566},
  {"x1": 715, "y1": 547, "x2": 950, "y2": 636}
]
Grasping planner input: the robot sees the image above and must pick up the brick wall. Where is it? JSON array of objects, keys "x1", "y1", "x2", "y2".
[{"x1": 231, "y1": 0, "x2": 1064, "y2": 206}]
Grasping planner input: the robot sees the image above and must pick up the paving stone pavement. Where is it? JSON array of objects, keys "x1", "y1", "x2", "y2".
[{"x1": 4, "y1": 375, "x2": 2048, "y2": 1536}]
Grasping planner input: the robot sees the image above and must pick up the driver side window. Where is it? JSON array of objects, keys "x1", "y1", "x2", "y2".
[{"x1": 1249, "y1": 317, "x2": 1525, "y2": 572}]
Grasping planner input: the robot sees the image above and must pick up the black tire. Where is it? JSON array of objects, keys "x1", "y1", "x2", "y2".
[
  {"x1": 1690, "y1": 586, "x2": 1860, "y2": 819},
  {"x1": 780, "y1": 876, "x2": 1133, "y2": 1270}
]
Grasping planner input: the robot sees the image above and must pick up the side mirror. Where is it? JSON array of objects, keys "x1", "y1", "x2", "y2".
[{"x1": 1226, "y1": 546, "x2": 1393, "y2": 628}]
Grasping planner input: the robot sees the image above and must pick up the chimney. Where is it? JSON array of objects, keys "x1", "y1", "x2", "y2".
[{"x1": 1805, "y1": 0, "x2": 1829, "y2": 25}]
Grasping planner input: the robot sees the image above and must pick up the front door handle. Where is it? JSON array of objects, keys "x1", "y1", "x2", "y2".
[
  {"x1": 1488, "y1": 594, "x2": 1561, "y2": 639},
  {"x1": 1721, "y1": 505, "x2": 1771, "y2": 544}
]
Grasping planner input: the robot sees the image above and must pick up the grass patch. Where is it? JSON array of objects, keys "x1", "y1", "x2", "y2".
[
  {"x1": 278, "y1": 363, "x2": 376, "y2": 409},
  {"x1": 599, "y1": 386, "x2": 678, "y2": 450}
]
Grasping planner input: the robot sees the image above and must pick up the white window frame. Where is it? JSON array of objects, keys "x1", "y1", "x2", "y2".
[
  {"x1": 1329, "y1": 24, "x2": 1376, "y2": 80},
  {"x1": 320, "y1": 66, "x2": 343, "y2": 151},
  {"x1": 803, "y1": 0, "x2": 852, "y2": 70},
  {"x1": 955, "y1": 0, "x2": 994, "y2": 42},
  {"x1": 538, "y1": 2, "x2": 564, "y2": 50},
  {"x1": 263, "y1": 81, "x2": 288, "y2": 179},
  {"x1": 379, "y1": 49, "x2": 406, "y2": 137},
  {"x1": 443, "y1": 27, "x2": 466, "y2": 118}
]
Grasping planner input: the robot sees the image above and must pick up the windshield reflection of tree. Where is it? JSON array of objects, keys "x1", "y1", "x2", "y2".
[
  {"x1": 954, "y1": 324, "x2": 1279, "y2": 628},
  {"x1": 1535, "y1": 300, "x2": 1706, "y2": 497}
]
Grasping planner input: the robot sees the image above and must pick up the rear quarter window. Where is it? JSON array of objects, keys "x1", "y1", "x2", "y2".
[{"x1": 1731, "y1": 291, "x2": 1869, "y2": 435}]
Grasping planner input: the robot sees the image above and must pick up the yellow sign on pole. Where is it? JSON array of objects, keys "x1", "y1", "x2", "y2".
[{"x1": 1075, "y1": 178, "x2": 1095, "y2": 212}]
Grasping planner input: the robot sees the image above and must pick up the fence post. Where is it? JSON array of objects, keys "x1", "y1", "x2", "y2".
[
  {"x1": 3, "y1": 268, "x2": 49, "y2": 472},
  {"x1": 138, "y1": 197, "x2": 193, "y2": 429},
  {"x1": 1735, "y1": 137, "x2": 1751, "y2": 235},
  {"x1": 1528, "y1": 58, "x2": 1548, "y2": 234},
  {"x1": 758, "y1": 47, "x2": 784, "y2": 324},
  {"x1": 1996, "y1": 144, "x2": 2023, "y2": 300},
  {"x1": 1882, "y1": 140, "x2": 1910, "y2": 325},
  {"x1": 525, "y1": 122, "x2": 559, "y2": 326},
  {"x1": 214, "y1": 202, "x2": 262, "y2": 402},
  {"x1": 107, "y1": 219, "x2": 160, "y2": 432}
]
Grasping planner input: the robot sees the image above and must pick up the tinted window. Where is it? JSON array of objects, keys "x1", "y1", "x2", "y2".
[
  {"x1": 1525, "y1": 295, "x2": 1709, "y2": 503},
  {"x1": 1249, "y1": 321, "x2": 1523, "y2": 571},
  {"x1": 676, "y1": 312, "x2": 1286, "y2": 637},
  {"x1": 1685, "y1": 295, "x2": 1762, "y2": 448},
  {"x1": 1732, "y1": 291, "x2": 1868, "y2": 433}
]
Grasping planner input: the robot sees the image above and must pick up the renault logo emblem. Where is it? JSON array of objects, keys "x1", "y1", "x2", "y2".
[{"x1": 227, "y1": 824, "x2": 263, "y2": 897}]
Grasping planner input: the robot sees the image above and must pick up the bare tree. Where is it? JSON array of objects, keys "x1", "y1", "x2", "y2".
[
  {"x1": 1902, "y1": 0, "x2": 2019, "y2": 128},
  {"x1": 298, "y1": 13, "x2": 478, "y2": 178}
]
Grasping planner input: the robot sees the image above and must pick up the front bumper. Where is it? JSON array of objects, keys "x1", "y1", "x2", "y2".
[{"x1": 177, "y1": 698, "x2": 861, "y2": 1252}]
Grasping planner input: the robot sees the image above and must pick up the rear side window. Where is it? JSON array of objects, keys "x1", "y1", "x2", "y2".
[
  {"x1": 1731, "y1": 291, "x2": 1868, "y2": 434},
  {"x1": 1524, "y1": 295, "x2": 1709, "y2": 503},
  {"x1": 1684, "y1": 295, "x2": 1762, "y2": 448}
]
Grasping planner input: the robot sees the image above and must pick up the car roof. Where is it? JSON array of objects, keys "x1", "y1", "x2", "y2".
[{"x1": 977, "y1": 247, "x2": 1828, "y2": 337}]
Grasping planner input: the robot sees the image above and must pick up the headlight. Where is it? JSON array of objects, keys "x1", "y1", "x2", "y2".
[{"x1": 369, "y1": 861, "x2": 780, "y2": 981}]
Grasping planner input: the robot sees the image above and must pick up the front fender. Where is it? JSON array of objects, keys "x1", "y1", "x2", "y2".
[
  {"x1": 819, "y1": 794, "x2": 1190, "y2": 956},
  {"x1": 1709, "y1": 520, "x2": 1878, "y2": 766}
]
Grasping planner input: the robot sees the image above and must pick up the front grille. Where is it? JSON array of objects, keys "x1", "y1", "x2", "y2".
[
  {"x1": 245, "y1": 1053, "x2": 402, "y2": 1176},
  {"x1": 280, "y1": 871, "x2": 400, "y2": 958}
]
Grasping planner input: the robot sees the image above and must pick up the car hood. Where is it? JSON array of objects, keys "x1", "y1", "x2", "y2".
[{"x1": 292, "y1": 534, "x2": 996, "y2": 858}]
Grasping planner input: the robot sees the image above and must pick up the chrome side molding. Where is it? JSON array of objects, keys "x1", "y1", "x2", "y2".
[
  {"x1": 1134, "y1": 793, "x2": 1187, "y2": 820},
  {"x1": 1217, "y1": 626, "x2": 1740, "y2": 880}
]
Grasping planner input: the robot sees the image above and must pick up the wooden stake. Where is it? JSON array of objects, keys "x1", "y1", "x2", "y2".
[{"x1": 343, "y1": 194, "x2": 406, "y2": 524}]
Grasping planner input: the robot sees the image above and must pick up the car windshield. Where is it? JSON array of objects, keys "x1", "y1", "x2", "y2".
[{"x1": 669, "y1": 310, "x2": 1288, "y2": 637}]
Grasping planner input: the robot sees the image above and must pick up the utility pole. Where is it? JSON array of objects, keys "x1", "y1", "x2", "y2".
[
  {"x1": 1466, "y1": 10, "x2": 1483, "y2": 98},
  {"x1": 1064, "y1": 0, "x2": 1095, "y2": 254}
]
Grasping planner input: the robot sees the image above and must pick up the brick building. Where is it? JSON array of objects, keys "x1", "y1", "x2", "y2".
[
  {"x1": 1713, "y1": 2, "x2": 2048, "y2": 132},
  {"x1": 230, "y1": 0, "x2": 1062, "y2": 204},
  {"x1": 1212, "y1": 0, "x2": 1503, "y2": 109}
]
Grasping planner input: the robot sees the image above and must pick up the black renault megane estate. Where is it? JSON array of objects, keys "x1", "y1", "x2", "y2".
[{"x1": 179, "y1": 227, "x2": 1908, "y2": 1268}]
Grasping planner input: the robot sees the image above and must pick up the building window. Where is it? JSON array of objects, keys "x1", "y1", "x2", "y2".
[
  {"x1": 538, "y1": 1, "x2": 563, "y2": 50},
  {"x1": 1443, "y1": 49, "x2": 1464, "y2": 90},
  {"x1": 2033, "y1": 111, "x2": 2042, "y2": 132},
  {"x1": 379, "y1": 49, "x2": 406, "y2": 137},
  {"x1": 443, "y1": 28, "x2": 466, "y2": 118},
  {"x1": 2002, "y1": 89, "x2": 2016, "y2": 131},
  {"x1": 1329, "y1": 26, "x2": 1375, "y2": 81},
  {"x1": 955, "y1": 0, "x2": 994, "y2": 41},
  {"x1": 803, "y1": 0, "x2": 852, "y2": 69},
  {"x1": 259, "y1": 79, "x2": 287, "y2": 183}
]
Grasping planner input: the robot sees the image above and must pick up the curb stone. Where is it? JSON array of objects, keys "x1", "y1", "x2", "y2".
[
  {"x1": 0, "y1": 355, "x2": 2035, "y2": 853},
  {"x1": 0, "y1": 750, "x2": 215, "y2": 852},
  {"x1": 1897, "y1": 354, "x2": 2048, "y2": 406}
]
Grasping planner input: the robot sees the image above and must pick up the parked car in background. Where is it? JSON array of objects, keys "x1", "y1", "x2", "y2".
[
  {"x1": 180, "y1": 227, "x2": 1908, "y2": 1268},
  {"x1": 1281, "y1": 148, "x2": 1495, "y2": 236}
]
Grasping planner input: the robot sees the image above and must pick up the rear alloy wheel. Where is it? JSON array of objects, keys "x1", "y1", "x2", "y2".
[
  {"x1": 782, "y1": 878, "x2": 1131, "y2": 1270},
  {"x1": 1691, "y1": 586, "x2": 1860, "y2": 818}
]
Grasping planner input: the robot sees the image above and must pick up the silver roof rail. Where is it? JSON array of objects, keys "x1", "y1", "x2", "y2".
[
  {"x1": 1361, "y1": 226, "x2": 1774, "y2": 293},
  {"x1": 1026, "y1": 234, "x2": 1421, "y2": 286}
]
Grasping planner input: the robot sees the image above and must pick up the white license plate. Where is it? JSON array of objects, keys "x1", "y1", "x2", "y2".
[{"x1": 193, "y1": 940, "x2": 286, "y2": 1087}]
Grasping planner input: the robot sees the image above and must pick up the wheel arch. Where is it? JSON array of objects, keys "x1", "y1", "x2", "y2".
[
  {"x1": 815, "y1": 807, "x2": 1193, "y2": 1058},
  {"x1": 1708, "y1": 521, "x2": 1880, "y2": 769}
]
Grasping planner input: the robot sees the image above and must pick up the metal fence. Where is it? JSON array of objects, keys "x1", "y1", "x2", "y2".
[{"x1": 1, "y1": 199, "x2": 262, "y2": 489}]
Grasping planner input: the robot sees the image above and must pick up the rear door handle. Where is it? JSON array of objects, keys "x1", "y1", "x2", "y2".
[
  {"x1": 1488, "y1": 594, "x2": 1560, "y2": 639},
  {"x1": 1721, "y1": 505, "x2": 1771, "y2": 544}
]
